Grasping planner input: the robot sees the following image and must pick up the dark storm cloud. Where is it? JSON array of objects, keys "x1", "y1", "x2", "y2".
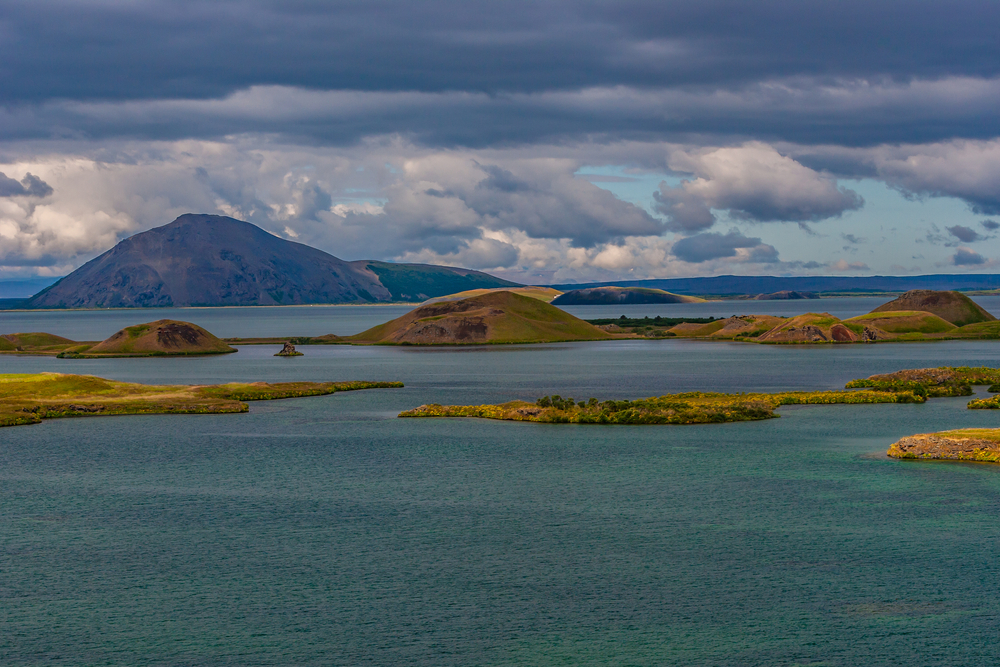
[
  {"x1": 953, "y1": 248, "x2": 987, "y2": 265},
  {"x1": 947, "y1": 225, "x2": 982, "y2": 242},
  {"x1": 671, "y1": 230, "x2": 764, "y2": 263},
  {"x1": 0, "y1": 1, "x2": 998, "y2": 146},
  {"x1": 4, "y1": 0, "x2": 998, "y2": 101},
  {"x1": 0, "y1": 172, "x2": 53, "y2": 197},
  {"x1": 982, "y1": 220, "x2": 1000, "y2": 230}
]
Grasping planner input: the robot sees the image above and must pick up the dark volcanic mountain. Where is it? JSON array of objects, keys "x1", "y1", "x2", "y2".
[{"x1": 26, "y1": 214, "x2": 517, "y2": 308}]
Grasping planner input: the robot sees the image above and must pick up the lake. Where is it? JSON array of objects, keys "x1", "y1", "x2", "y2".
[{"x1": 2, "y1": 300, "x2": 1000, "y2": 665}]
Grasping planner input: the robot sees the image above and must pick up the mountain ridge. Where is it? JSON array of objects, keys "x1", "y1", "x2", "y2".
[{"x1": 25, "y1": 214, "x2": 517, "y2": 308}]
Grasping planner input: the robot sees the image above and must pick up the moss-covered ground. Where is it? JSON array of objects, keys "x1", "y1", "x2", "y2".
[{"x1": 0, "y1": 373, "x2": 402, "y2": 428}]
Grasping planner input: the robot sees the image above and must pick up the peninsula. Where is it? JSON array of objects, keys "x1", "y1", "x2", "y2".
[{"x1": 0, "y1": 373, "x2": 403, "y2": 428}]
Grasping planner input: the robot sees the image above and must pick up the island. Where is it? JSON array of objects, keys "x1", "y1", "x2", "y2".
[
  {"x1": 587, "y1": 290, "x2": 1000, "y2": 343},
  {"x1": 0, "y1": 373, "x2": 402, "y2": 428},
  {"x1": 398, "y1": 366, "x2": 1000, "y2": 426},
  {"x1": 322, "y1": 290, "x2": 613, "y2": 345},
  {"x1": 1, "y1": 320, "x2": 237, "y2": 358},
  {"x1": 888, "y1": 429, "x2": 1000, "y2": 463}
]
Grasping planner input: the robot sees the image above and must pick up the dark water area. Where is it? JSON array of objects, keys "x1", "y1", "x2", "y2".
[{"x1": 3, "y1": 305, "x2": 1000, "y2": 665}]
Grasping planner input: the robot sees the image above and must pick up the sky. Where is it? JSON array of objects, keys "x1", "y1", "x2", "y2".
[{"x1": 1, "y1": 0, "x2": 999, "y2": 284}]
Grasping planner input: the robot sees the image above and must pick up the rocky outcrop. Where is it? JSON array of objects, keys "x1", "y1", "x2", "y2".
[
  {"x1": 889, "y1": 432, "x2": 1000, "y2": 462},
  {"x1": 274, "y1": 342, "x2": 303, "y2": 357}
]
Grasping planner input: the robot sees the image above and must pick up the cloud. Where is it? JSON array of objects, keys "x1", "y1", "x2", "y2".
[
  {"x1": 655, "y1": 143, "x2": 863, "y2": 231},
  {"x1": 0, "y1": 172, "x2": 53, "y2": 198},
  {"x1": 946, "y1": 224, "x2": 982, "y2": 242},
  {"x1": 953, "y1": 247, "x2": 987, "y2": 265},
  {"x1": 828, "y1": 259, "x2": 870, "y2": 271},
  {"x1": 671, "y1": 229, "x2": 765, "y2": 263},
  {"x1": 982, "y1": 219, "x2": 1000, "y2": 230},
  {"x1": 841, "y1": 233, "x2": 866, "y2": 244}
]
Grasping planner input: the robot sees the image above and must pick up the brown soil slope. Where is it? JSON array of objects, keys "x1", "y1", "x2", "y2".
[
  {"x1": 349, "y1": 291, "x2": 612, "y2": 344},
  {"x1": 757, "y1": 313, "x2": 859, "y2": 343},
  {"x1": 870, "y1": 290, "x2": 995, "y2": 326},
  {"x1": 87, "y1": 320, "x2": 236, "y2": 355}
]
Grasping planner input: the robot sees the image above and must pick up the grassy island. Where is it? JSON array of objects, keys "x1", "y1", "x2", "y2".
[
  {"x1": 398, "y1": 366, "x2": 1000, "y2": 426},
  {"x1": 0, "y1": 373, "x2": 402, "y2": 428},
  {"x1": 400, "y1": 389, "x2": 925, "y2": 425},
  {"x1": 888, "y1": 429, "x2": 1000, "y2": 463}
]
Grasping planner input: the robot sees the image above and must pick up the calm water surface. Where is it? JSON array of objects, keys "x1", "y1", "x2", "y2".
[{"x1": 2, "y1": 303, "x2": 1000, "y2": 665}]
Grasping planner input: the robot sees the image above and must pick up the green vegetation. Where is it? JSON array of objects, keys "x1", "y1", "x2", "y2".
[
  {"x1": 888, "y1": 429, "x2": 1000, "y2": 463},
  {"x1": 845, "y1": 366, "x2": 1000, "y2": 397},
  {"x1": 870, "y1": 289, "x2": 995, "y2": 327},
  {"x1": 842, "y1": 311, "x2": 956, "y2": 334},
  {"x1": 400, "y1": 365, "x2": 1000, "y2": 427},
  {"x1": 0, "y1": 373, "x2": 402, "y2": 428},
  {"x1": 399, "y1": 388, "x2": 925, "y2": 425},
  {"x1": 348, "y1": 291, "x2": 612, "y2": 344}
]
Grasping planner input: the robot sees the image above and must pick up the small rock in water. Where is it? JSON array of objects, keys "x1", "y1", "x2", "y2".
[{"x1": 275, "y1": 342, "x2": 303, "y2": 357}]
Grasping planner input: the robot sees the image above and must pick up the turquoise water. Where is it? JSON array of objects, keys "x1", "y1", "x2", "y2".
[{"x1": 3, "y1": 304, "x2": 1000, "y2": 665}]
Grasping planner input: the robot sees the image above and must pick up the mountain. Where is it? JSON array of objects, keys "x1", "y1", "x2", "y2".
[
  {"x1": 25, "y1": 214, "x2": 518, "y2": 308},
  {"x1": 347, "y1": 291, "x2": 611, "y2": 344},
  {"x1": 551, "y1": 274, "x2": 1000, "y2": 296},
  {"x1": 551, "y1": 286, "x2": 703, "y2": 305}
]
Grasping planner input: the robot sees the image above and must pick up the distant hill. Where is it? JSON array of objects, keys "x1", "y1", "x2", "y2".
[
  {"x1": 551, "y1": 274, "x2": 1000, "y2": 296},
  {"x1": 25, "y1": 214, "x2": 518, "y2": 308},
  {"x1": 869, "y1": 289, "x2": 995, "y2": 326},
  {"x1": 347, "y1": 291, "x2": 611, "y2": 344},
  {"x1": 0, "y1": 278, "x2": 59, "y2": 298},
  {"x1": 551, "y1": 286, "x2": 703, "y2": 305},
  {"x1": 420, "y1": 286, "x2": 562, "y2": 305},
  {"x1": 753, "y1": 290, "x2": 819, "y2": 300}
]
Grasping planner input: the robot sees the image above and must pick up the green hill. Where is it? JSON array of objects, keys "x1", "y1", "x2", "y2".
[
  {"x1": 85, "y1": 320, "x2": 235, "y2": 356},
  {"x1": 348, "y1": 291, "x2": 612, "y2": 344},
  {"x1": 869, "y1": 290, "x2": 994, "y2": 326}
]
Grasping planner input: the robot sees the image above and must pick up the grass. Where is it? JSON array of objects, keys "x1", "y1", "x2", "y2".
[
  {"x1": 0, "y1": 373, "x2": 403, "y2": 428},
  {"x1": 349, "y1": 291, "x2": 611, "y2": 344},
  {"x1": 843, "y1": 311, "x2": 957, "y2": 334},
  {"x1": 888, "y1": 428, "x2": 1000, "y2": 463},
  {"x1": 399, "y1": 389, "x2": 925, "y2": 425},
  {"x1": 400, "y1": 365, "x2": 1000, "y2": 427}
]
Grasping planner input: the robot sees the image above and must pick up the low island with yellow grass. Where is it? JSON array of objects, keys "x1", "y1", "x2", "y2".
[
  {"x1": 888, "y1": 429, "x2": 1000, "y2": 463},
  {"x1": 398, "y1": 366, "x2": 1000, "y2": 426},
  {"x1": 0, "y1": 373, "x2": 403, "y2": 428}
]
